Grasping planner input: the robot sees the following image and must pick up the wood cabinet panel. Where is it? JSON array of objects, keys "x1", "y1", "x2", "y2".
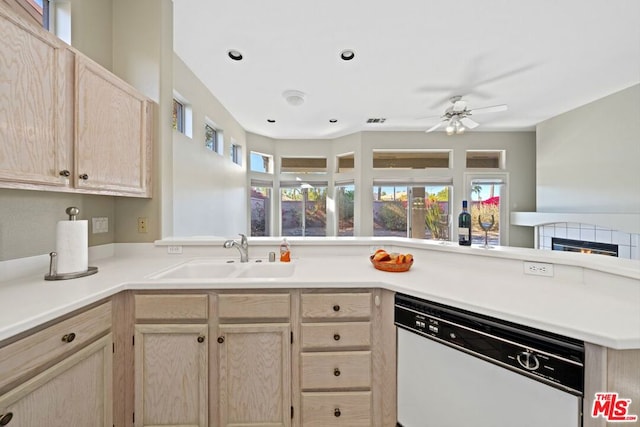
[
  {"x1": 134, "y1": 324, "x2": 208, "y2": 427},
  {"x1": 300, "y1": 351, "x2": 372, "y2": 391},
  {"x1": 0, "y1": 334, "x2": 113, "y2": 427},
  {"x1": 218, "y1": 323, "x2": 291, "y2": 427},
  {"x1": 0, "y1": 302, "x2": 112, "y2": 391},
  {"x1": 135, "y1": 294, "x2": 208, "y2": 321},
  {"x1": 0, "y1": 6, "x2": 72, "y2": 188},
  {"x1": 301, "y1": 322, "x2": 371, "y2": 350},
  {"x1": 301, "y1": 292, "x2": 372, "y2": 320},
  {"x1": 218, "y1": 293, "x2": 290, "y2": 320},
  {"x1": 75, "y1": 54, "x2": 152, "y2": 197},
  {"x1": 301, "y1": 391, "x2": 372, "y2": 427}
]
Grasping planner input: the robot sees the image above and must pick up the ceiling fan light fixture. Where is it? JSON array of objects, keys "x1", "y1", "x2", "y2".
[
  {"x1": 282, "y1": 90, "x2": 306, "y2": 106},
  {"x1": 445, "y1": 118, "x2": 455, "y2": 135}
]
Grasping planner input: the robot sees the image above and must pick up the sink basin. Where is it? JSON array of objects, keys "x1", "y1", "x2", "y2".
[
  {"x1": 235, "y1": 262, "x2": 295, "y2": 278},
  {"x1": 150, "y1": 259, "x2": 295, "y2": 279}
]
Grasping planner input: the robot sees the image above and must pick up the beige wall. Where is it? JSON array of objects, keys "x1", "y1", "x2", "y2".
[
  {"x1": 69, "y1": 0, "x2": 112, "y2": 70},
  {"x1": 536, "y1": 84, "x2": 640, "y2": 214},
  {"x1": 0, "y1": 189, "x2": 115, "y2": 261}
]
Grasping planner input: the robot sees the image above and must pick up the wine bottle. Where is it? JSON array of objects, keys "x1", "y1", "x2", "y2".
[{"x1": 458, "y1": 200, "x2": 472, "y2": 246}]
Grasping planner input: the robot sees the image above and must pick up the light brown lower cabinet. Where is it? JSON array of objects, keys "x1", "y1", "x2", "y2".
[
  {"x1": 134, "y1": 324, "x2": 208, "y2": 427},
  {"x1": 0, "y1": 334, "x2": 113, "y2": 427},
  {"x1": 217, "y1": 323, "x2": 292, "y2": 427},
  {"x1": 301, "y1": 391, "x2": 372, "y2": 427}
]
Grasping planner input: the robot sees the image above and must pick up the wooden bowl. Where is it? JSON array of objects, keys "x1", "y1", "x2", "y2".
[{"x1": 369, "y1": 255, "x2": 413, "y2": 272}]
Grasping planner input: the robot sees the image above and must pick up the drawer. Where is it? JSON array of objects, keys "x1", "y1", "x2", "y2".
[
  {"x1": 301, "y1": 322, "x2": 371, "y2": 350},
  {"x1": 301, "y1": 292, "x2": 371, "y2": 320},
  {"x1": 0, "y1": 301, "x2": 112, "y2": 391},
  {"x1": 135, "y1": 294, "x2": 208, "y2": 320},
  {"x1": 301, "y1": 351, "x2": 371, "y2": 390},
  {"x1": 218, "y1": 293, "x2": 290, "y2": 320},
  {"x1": 301, "y1": 391, "x2": 372, "y2": 427}
]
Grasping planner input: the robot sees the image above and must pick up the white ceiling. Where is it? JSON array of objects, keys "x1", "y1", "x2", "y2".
[{"x1": 173, "y1": 0, "x2": 640, "y2": 140}]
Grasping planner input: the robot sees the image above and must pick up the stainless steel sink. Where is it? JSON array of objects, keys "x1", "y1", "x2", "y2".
[{"x1": 149, "y1": 259, "x2": 295, "y2": 279}]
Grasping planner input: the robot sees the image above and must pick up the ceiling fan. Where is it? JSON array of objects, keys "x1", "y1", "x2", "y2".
[{"x1": 425, "y1": 96, "x2": 508, "y2": 135}]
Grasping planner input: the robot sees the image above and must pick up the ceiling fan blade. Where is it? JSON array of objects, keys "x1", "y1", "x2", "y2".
[
  {"x1": 469, "y1": 104, "x2": 508, "y2": 115},
  {"x1": 425, "y1": 122, "x2": 444, "y2": 133},
  {"x1": 459, "y1": 117, "x2": 480, "y2": 129},
  {"x1": 452, "y1": 100, "x2": 467, "y2": 112}
]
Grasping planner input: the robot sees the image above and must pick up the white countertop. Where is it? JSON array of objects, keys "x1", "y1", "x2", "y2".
[{"x1": 1, "y1": 239, "x2": 639, "y2": 350}]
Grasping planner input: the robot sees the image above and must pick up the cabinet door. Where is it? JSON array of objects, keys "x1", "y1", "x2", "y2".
[
  {"x1": 0, "y1": 334, "x2": 113, "y2": 427},
  {"x1": 218, "y1": 323, "x2": 291, "y2": 427},
  {"x1": 0, "y1": 7, "x2": 72, "y2": 188},
  {"x1": 75, "y1": 55, "x2": 152, "y2": 197},
  {"x1": 134, "y1": 324, "x2": 208, "y2": 427}
]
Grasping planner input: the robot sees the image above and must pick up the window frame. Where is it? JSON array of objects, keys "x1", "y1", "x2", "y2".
[{"x1": 464, "y1": 172, "x2": 510, "y2": 246}]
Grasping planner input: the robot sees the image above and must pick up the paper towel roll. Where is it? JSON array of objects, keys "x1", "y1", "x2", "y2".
[{"x1": 55, "y1": 220, "x2": 88, "y2": 274}]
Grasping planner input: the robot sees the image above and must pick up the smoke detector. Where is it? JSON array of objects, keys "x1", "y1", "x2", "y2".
[{"x1": 283, "y1": 90, "x2": 306, "y2": 106}]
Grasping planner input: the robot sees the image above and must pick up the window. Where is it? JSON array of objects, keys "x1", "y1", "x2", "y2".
[
  {"x1": 173, "y1": 99, "x2": 185, "y2": 133},
  {"x1": 15, "y1": 0, "x2": 49, "y2": 29},
  {"x1": 230, "y1": 143, "x2": 242, "y2": 165},
  {"x1": 281, "y1": 184, "x2": 327, "y2": 236},
  {"x1": 250, "y1": 182, "x2": 272, "y2": 236},
  {"x1": 467, "y1": 176, "x2": 507, "y2": 246},
  {"x1": 336, "y1": 184, "x2": 355, "y2": 236},
  {"x1": 466, "y1": 150, "x2": 505, "y2": 169},
  {"x1": 373, "y1": 184, "x2": 452, "y2": 240},
  {"x1": 204, "y1": 123, "x2": 223, "y2": 154},
  {"x1": 281, "y1": 157, "x2": 327, "y2": 173},
  {"x1": 373, "y1": 150, "x2": 451, "y2": 169},
  {"x1": 336, "y1": 153, "x2": 355, "y2": 172},
  {"x1": 250, "y1": 151, "x2": 273, "y2": 173}
]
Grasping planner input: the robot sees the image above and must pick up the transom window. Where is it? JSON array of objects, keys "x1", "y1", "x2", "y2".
[{"x1": 373, "y1": 150, "x2": 451, "y2": 169}]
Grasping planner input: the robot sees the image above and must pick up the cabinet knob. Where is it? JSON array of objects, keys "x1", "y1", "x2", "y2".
[
  {"x1": 334, "y1": 368, "x2": 341, "y2": 377},
  {"x1": 79, "y1": 173, "x2": 89, "y2": 180},
  {"x1": 333, "y1": 333, "x2": 341, "y2": 341},
  {"x1": 333, "y1": 304, "x2": 340, "y2": 312},
  {"x1": 217, "y1": 336, "x2": 225, "y2": 344},
  {"x1": 197, "y1": 336, "x2": 205, "y2": 343},
  {"x1": 59, "y1": 170, "x2": 70, "y2": 177},
  {"x1": 61, "y1": 333, "x2": 76, "y2": 343},
  {"x1": 0, "y1": 412, "x2": 13, "y2": 425},
  {"x1": 334, "y1": 408, "x2": 341, "y2": 417}
]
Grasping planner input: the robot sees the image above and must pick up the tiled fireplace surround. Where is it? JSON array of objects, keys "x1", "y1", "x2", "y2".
[{"x1": 538, "y1": 223, "x2": 640, "y2": 260}]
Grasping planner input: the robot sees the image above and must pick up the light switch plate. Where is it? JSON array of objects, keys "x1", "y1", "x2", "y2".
[{"x1": 92, "y1": 217, "x2": 109, "y2": 234}]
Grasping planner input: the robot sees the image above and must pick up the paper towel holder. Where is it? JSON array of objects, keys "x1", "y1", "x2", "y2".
[{"x1": 45, "y1": 207, "x2": 98, "y2": 280}]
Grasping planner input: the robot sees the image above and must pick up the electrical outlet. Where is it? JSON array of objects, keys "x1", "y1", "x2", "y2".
[
  {"x1": 167, "y1": 245, "x2": 183, "y2": 254},
  {"x1": 524, "y1": 261, "x2": 554, "y2": 277},
  {"x1": 137, "y1": 217, "x2": 148, "y2": 233},
  {"x1": 92, "y1": 217, "x2": 108, "y2": 234}
]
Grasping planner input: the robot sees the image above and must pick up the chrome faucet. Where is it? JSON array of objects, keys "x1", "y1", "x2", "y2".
[{"x1": 223, "y1": 233, "x2": 249, "y2": 262}]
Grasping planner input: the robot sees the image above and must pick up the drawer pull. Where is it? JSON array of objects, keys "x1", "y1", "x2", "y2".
[
  {"x1": 333, "y1": 304, "x2": 340, "y2": 312},
  {"x1": 59, "y1": 170, "x2": 70, "y2": 177},
  {"x1": 334, "y1": 408, "x2": 341, "y2": 417},
  {"x1": 0, "y1": 412, "x2": 13, "y2": 425},
  {"x1": 333, "y1": 333, "x2": 341, "y2": 341},
  {"x1": 217, "y1": 336, "x2": 225, "y2": 344},
  {"x1": 197, "y1": 336, "x2": 205, "y2": 343},
  {"x1": 79, "y1": 173, "x2": 89, "y2": 180},
  {"x1": 334, "y1": 368, "x2": 341, "y2": 377},
  {"x1": 61, "y1": 333, "x2": 76, "y2": 343}
]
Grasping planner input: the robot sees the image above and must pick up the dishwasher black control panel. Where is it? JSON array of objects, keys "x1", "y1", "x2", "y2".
[{"x1": 394, "y1": 293, "x2": 585, "y2": 396}]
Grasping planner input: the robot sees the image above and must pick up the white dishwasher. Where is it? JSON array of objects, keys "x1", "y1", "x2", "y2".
[{"x1": 395, "y1": 293, "x2": 584, "y2": 427}]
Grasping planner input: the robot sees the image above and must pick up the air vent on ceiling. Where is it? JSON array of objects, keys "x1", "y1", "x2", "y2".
[{"x1": 366, "y1": 118, "x2": 386, "y2": 124}]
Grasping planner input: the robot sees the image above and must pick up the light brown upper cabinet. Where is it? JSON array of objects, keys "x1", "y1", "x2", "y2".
[
  {"x1": 0, "y1": 4, "x2": 154, "y2": 197},
  {"x1": 75, "y1": 55, "x2": 153, "y2": 197},
  {"x1": 0, "y1": 5, "x2": 73, "y2": 189}
]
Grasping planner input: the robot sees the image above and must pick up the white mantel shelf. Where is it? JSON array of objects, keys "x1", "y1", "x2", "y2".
[{"x1": 511, "y1": 212, "x2": 640, "y2": 234}]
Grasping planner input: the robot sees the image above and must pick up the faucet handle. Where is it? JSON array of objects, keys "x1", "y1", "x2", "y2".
[{"x1": 239, "y1": 233, "x2": 247, "y2": 245}]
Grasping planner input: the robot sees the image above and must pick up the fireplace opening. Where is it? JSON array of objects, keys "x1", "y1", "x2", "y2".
[{"x1": 552, "y1": 238, "x2": 618, "y2": 257}]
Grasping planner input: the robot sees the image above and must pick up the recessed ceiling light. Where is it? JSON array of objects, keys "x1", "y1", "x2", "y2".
[
  {"x1": 329, "y1": 119, "x2": 338, "y2": 123},
  {"x1": 340, "y1": 49, "x2": 355, "y2": 61},
  {"x1": 227, "y1": 50, "x2": 243, "y2": 61},
  {"x1": 267, "y1": 119, "x2": 276, "y2": 123}
]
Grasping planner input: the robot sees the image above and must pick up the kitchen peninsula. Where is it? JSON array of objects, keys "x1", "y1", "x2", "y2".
[{"x1": 0, "y1": 238, "x2": 638, "y2": 427}]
